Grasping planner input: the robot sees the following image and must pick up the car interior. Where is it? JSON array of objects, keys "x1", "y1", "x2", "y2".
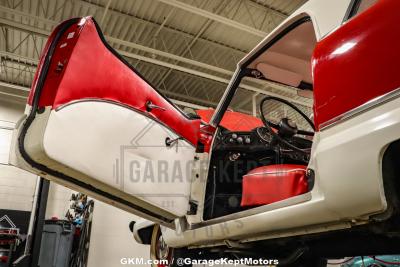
[{"x1": 203, "y1": 19, "x2": 318, "y2": 220}]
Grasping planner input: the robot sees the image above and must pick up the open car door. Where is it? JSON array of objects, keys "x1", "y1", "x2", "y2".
[{"x1": 10, "y1": 17, "x2": 201, "y2": 227}]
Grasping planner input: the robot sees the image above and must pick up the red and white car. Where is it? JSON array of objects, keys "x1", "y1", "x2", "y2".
[{"x1": 9, "y1": 0, "x2": 400, "y2": 266}]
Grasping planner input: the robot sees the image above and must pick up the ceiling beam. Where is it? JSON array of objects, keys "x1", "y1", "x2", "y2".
[
  {"x1": 1, "y1": 1, "x2": 248, "y2": 55},
  {"x1": 0, "y1": 81, "x2": 208, "y2": 109},
  {"x1": 75, "y1": 0, "x2": 248, "y2": 53},
  {"x1": 0, "y1": 81, "x2": 30, "y2": 92},
  {"x1": 100, "y1": 0, "x2": 113, "y2": 26},
  {"x1": 0, "y1": 18, "x2": 48, "y2": 37},
  {"x1": 0, "y1": 16, "x2": 230, "y2": 74},
  {"x1": 0, "y1": 51, "x2": 39, "y2": 66},
  {"x1": 0, "y1": 6, "x2": 57, "y2": 27},
  {"x1": 155, "y1": 0, "x2": 230, "y2": 91},
  {"x1": 106, "y1": 37, "x2": 232, "y2": 76},
  {"x1": 247, "y1": 0, "x2": 288, "y2": 19},
  {"x1": 154, "y1": 0, "x2": 267, "y2": 37}
]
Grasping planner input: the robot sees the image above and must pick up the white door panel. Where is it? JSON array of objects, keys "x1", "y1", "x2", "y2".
[{"x1": 43, "y1": 101, "x2": 194, "y2": 216}]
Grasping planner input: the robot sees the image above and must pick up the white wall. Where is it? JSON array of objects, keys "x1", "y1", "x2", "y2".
[
  {"x1": 87, "y1": 201, "x2": 150, "y2": 267},
  {"x1": 0, "y1": 96, "x2": 75, "y2": 218},
  {"x1": 45, "y1": 182, "x2": 75, "y2": 219},
  {"x1": 0, "y1": 164, "x2": 38, "y2": 211},
  {"x1": 0, "y1": 97, "x2": 25, "y2": 123},
  {"x1": 0, "y1": 97, "x2": 38, "y2": 212}
]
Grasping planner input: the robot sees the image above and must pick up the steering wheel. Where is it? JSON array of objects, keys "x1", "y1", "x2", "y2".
[{"x1": 259, "y1": 96, "x2": 315, "y2": 154}]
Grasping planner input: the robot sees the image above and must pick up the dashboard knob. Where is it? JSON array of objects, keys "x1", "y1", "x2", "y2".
[
  {"x1": 245, "y1": 137, "x2": 251, "y2": 144},
  {"x1": 232, "y1": 133, "x2": 238, "y2": 139},
  {"x1": 237, "y1": 137, "x2": 243, "y2": 143},
  {"x1": 229, "y1": 138, "x2": 234, "y2": 143}
]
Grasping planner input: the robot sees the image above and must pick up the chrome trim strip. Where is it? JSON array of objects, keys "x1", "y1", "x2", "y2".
[
  {"x1": 320, "y1": 87, "x2": 400, "y2": 131},
  {"x1": 0, "y1": 125, "x2": 15, "y2": 130},
  {"x1": 0, "y1": 120, "x2": 16, "y2": 130},
  {"x1": 189, "y1": 192, "x2": 311, "y2": 229}
]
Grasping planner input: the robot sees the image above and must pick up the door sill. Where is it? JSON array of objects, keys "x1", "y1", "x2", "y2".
[{"x1": 189, "y1": 192, "x2": 312, "y2": 229}]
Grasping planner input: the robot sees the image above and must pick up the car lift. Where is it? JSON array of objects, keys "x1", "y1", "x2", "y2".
[{"x1": 12, "y1": 178, "x2": 49, "y2": 267}]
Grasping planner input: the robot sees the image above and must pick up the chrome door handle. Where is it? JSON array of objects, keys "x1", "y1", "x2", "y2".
[
  {"x1": 146, "y1": 101, "x2": 166, "y2": 112},
  {"x1": 165, "y1": 137, "x2": 183, "y2": 147}
]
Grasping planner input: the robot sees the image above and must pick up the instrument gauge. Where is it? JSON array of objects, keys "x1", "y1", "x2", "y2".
[{"x1": 256, "y1": 127, "x2": 273, "y2": 143}]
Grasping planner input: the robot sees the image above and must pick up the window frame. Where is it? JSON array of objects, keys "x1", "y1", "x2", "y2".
[
  {"x1": 343, "y1": 0, "x2": 378, "y2": 22},
  {"x1": 210, "y1": 15, "x2": 316, "y2": 127}
]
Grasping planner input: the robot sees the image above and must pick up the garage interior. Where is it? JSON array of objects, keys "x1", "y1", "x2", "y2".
[{"x1": 0, "y1": 0, "x2": 368, "y2": 266}]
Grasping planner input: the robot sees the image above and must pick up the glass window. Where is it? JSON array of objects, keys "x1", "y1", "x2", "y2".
[{"x1": 347, "y1": 0, "x2": 379, "y2": 20}]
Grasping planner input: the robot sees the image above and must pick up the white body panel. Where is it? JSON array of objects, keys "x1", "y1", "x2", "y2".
[
  {"x1": 14, "y1": 101, "x2": 195, "y2": 217},
  {"x1": 291, "y1": 0, "x2": 351, "y2": 39},
  {"x1": 163, "y1": 95, "x2": 398, "y2": 247}
]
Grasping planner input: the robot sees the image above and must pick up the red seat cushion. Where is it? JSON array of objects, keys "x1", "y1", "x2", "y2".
[{"x1": 241, "y1": 164, "x2": 309, "y2": 207}]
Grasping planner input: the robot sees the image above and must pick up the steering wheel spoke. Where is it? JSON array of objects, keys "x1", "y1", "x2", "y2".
[
  {"x1": 297, "y1": 129, "x2": 315, "y2": 136},
  {"x1": 259, "y1": 96, "x2": 315, "y2": 154}
]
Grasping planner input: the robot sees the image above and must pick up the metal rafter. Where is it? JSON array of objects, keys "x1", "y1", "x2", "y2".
[
  {"x1": 76, "y1": 0, "x2": 249, "y2": 53},
  {"x1": 100, "y1": 0, "x2": 113, "y2": 26},
  {"x1": 154, "y1": 0, "x2": 268, "y2": 37},
  {"x1": 0, "y1": 80, "x2": 208, "y2": 110},
  {"x1": 155, "y1": 0, "x2": 231, "y2": 89},
  {"x1": 248, "y1": 0, "x2": 289, "y2": 18}
]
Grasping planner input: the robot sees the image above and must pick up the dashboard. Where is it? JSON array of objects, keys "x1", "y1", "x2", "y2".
[{"x1": 213, "y1": 127, "x2": 312, "y2": 163}]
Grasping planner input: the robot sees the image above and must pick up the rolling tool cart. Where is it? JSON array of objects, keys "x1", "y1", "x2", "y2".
[{"x1": 0, "y1": 224, "x2": 20, "y2": 267}]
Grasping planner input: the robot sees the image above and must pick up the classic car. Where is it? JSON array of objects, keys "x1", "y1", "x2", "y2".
[{"x1": 9, "y1": 0, "x2": 400, "y2": 266}]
